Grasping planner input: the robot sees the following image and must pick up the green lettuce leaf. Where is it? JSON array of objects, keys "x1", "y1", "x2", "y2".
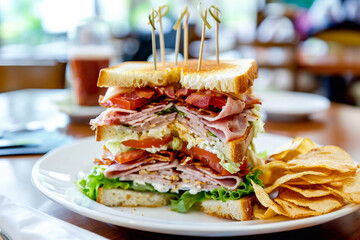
[
  {"x1": 170, "y1": 169, "x2": 264, "y2": 213},
  {"x1": 170, "y1": 191, "x2": 207, "y2": 213},
  {"x1": 77, "y1": 166, "x2": 159, "y2": 200},
  {"x1": 78, "y1": 166, "x2": 263, "y2": 213},
  {"x1": 155, "y1": 106, "x2": 186, "y2": 117}
]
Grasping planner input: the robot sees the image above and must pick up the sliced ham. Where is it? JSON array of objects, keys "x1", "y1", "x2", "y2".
[
  {"x1": 104, "y1": 157, "x2": 243, "y2": 191},
  {"x1": 201, "y1": 97, "x2": 245, "y2": 121},
  {"x1": 175, "y1": 105, "x2": 214, "y2": 141},
  {"x1": 204, "y1": 113, "x2": 248, "y2": 142},
  {"x1": 119, "y1": 174, "x2": 174, "y2": 187},
  {"x1": 176, "y1": 105, "x2": 250, "y2": 142},
  {"x1": 133, "y1": 112, "x2": 176, "y2": 131},
  {"x1": 104, "y1": 161, "x2": 145, "y2": 178},
  {"x1": 143, "y1": 159, "x2": 179, "y2": 171},
  {"x1": 104, "y1": 159, "x2": 179, "y2": 179},
  {"x1": 177, "y1": 165, "x2": 243, "y2": 191},
  {"x1": 91, "y1": 102, "x2": 173, "y2": 127}
]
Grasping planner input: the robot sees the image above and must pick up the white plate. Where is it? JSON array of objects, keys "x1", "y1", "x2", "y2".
[
  {"x1": 54, "y1": 92, "x2": 104, "y2": 118},
  {"x1": 261, "y1": 91, "x2": 330, "y2": 121},
  {"x1": 32, "y1": 134, "x2": 360, "y2": 237}
]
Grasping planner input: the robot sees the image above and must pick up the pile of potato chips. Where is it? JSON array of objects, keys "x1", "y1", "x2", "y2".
[{"x1": 251, "y1": 137, "x2": 360, "y2": 219}]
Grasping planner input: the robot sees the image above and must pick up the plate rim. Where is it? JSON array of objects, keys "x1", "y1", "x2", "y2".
[
  {"x1": 32, "y1": 134, "x2": 360, "y2": 237},
  {"x1": 261, "y1": 91, "x2": 330, "y2": 116}
]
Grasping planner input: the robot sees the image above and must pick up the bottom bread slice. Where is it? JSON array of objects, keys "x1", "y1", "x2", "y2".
[
  {"x1": 97, "y1": 187, "x2": 174, "y2": 207},
  {"x1": 200, "y1": 196, "x2": 255, "y2": 221},
  {"x1": 97, "y1": 188, "x2": 254, "y2": 220}
]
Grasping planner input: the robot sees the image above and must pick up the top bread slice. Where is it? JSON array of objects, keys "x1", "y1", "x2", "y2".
[
  {"x1": 97, "y1": 59, "x2": 258, "y2": 94},
  {"x1": 97, "y1": 61, "x2": 181, "y2": 88}
]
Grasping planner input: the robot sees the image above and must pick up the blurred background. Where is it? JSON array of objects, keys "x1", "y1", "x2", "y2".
[{"x1": 1, "y1": 0, "x2": 360, "y2": 105}]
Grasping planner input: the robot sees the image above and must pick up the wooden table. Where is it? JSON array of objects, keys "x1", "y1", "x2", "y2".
[{"x1": 1, "y1": 89, "x2": 360, "y2": 240}]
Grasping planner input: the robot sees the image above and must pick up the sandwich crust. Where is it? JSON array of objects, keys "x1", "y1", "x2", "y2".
[
  {"x1": 97, "y1": 59, "x2": 258, "y2": 94},
  {"x1": 200, "y1": 195, "x2": 255, "y2": 221},
  {"x1": 225, "y1": 126, "x2": 255, "y2": 162}
]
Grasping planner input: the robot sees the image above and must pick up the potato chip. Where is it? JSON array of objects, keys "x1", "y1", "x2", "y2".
[
  {"x1": 274, "y1": 198, "x2": 320, "y2": 218},
  {"x1": 250, "y1": 180, "x2": 286, "y2": 216},
  {"x1": 255, "y1": 160, "x2": 288, "y2": 186},
  {"x1": 251, "y1": 136, "x2": 360, "y2": 219},
  {"x1": 277, "y1": 189, "x2": 345, "y2": 213},
  {"x1": 269, "y1": 137, "x2": 316, "y2": 162},
  {"x1": 247, "y1": 148, "x2": 265, "y2": 168},
  {"x1": 287, "y1": 146, "x2": 357, "y2": 174},
  {"x1": 328, "y1": 181, "x2": 344, "y2": 188},
  {"x1": 286, "y1": 179, "x2": 313, "y2": 185},
  {"x1": 265, "y1": 171, "x2": 327, "y2": 193},
  {"x1": 323, "y1": 170, "x2": 360, "y2": 204},
  {"x1": 300, "y1": 174, "x2": 350, "y2": 185},
  {"x1": 280, "y1": 184, "x2": 333, "y2": 198},
  {"x1": 253, "y1": 204, "x2": 277, "y2": 219}
]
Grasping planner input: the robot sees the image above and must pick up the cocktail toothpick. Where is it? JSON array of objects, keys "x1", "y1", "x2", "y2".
[
  {"x1": 197, "y1": 2, "x2": 211, "y2": 71},
  {"x1": 157, "y1": 5, "x2": 169, "y2": 65},
  {"x1": 209, "y1": 5, "x2": 221, "y2": 65},
  {"x1": 148, "y1": 8, "x2": 158, "y2": 70},
  {"x1": 173, "y1": 6, "x2": 188, "y2": 65},
  {"x1": 183, "y1": 11, "x2": 190, "y2": 64}
]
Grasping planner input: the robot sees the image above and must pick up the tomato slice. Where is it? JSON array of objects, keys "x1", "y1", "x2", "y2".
[
  {"x1": 210, "y1": 96, "x2": 227, "y2": 109},
  {"x1": 110, "y1": 96, "x2": 151, "y2": 110},
  {"x1": 115, "y1": 149, "x2": 148, "y2": 164},
  {"x1": 102, "y1": 87, "x2": 157, "y2": 110},
  {"x1": 122, "y1": 135, "x2": 173, "y2": 149},
  {"x1": 181, "y1": 146, "x2": 230, "y2": 175}
]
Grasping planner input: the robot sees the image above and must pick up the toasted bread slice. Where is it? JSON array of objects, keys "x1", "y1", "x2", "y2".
[
  {"x1": 97, "y1": 187, "x2": 254, "y2": 221},
  {"x1": 97, "y1": 187, "x2": 174, "y2": 207},
  {"x1": 180, "y1": 59, "x2": 257, "y2": 94},
  {"x1": 97, "y1": 60, "x2": 257, "y2": 94},
  {"x1": 97, "y1": 61, "x2": 181, "y2": 88},
  {"x1": 200, "y1": 195, "x2": 255, "y2": 221},
  {"x1": 95, "y1": 124, "x2": 254, "y2": 163},
  {"x1": 224, "y1": 126, "x2": 254, "y2": 163}
]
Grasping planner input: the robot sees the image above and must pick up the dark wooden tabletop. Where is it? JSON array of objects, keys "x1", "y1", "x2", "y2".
[{"x1": 1, "y1": 89, "x2": 360, "y2": 240}]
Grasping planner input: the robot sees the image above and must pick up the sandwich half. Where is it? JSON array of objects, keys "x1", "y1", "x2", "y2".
[{"x1": 78, "y1": 59, "x2": 264, "y2": 221}]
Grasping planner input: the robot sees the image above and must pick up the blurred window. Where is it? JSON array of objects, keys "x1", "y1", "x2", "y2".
[{"x1": 0, "y1": 0, "x2": 257, "y2": 57}]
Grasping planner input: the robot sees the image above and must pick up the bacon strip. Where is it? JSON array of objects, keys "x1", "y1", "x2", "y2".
[{"x1": 155, "y1": 85, "x2": 176, "y2": 99}]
